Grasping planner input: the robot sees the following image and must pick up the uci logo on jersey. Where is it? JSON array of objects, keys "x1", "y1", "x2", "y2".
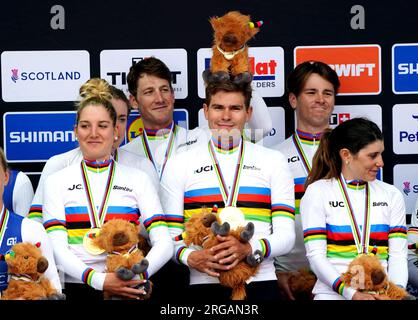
[
  {"x1": 6, "y1": 237, "x2": 17, "y2": 246},
  {"x1": 68, "y1": 184, "x2": 82, "y2": 191},
  {"x1": 288, "y1": 156, "x2": 300, "y2": 163},
  {"x1": 194, "y1": 165, "x2": 213, "y2": 174},
  {"x1": 329, "y1": 201, "x2": 345, "y2": 208}
]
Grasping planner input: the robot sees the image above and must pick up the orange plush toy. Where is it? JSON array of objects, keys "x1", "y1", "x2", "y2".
[
  {"x1": 92, "y1": 219, "x2": 152, "y2": 300},
  {"x1": 342, "y1": 249, "x2": 415, "y2": 300},
  {"x1": 1, "y1": 242, "x2": 65, "y2": 300},
  {"x1": 203, "y1": 10, "x2": 263, "y2": 84},
  {"x1": 184, "y1": 206, "x2": 263, "y2": 300}
]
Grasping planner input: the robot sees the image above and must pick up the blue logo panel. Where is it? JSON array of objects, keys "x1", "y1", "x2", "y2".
[
  {"x1": 4, "y1": 112, "x2": 78, "y2": 162},
  {"x1": 393, "y1": 44, "x2": 418, "y2": 94}
]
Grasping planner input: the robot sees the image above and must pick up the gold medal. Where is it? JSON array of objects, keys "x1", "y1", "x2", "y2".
[
  {"x1": 219, "y1": 206, "x2": 245, "y2": 230},
  {"x1": 83, "y1": 228, "x2": 105, "y2": 255}
]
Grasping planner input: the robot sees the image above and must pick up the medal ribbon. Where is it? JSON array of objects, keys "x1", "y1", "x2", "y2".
[
  {"x1": 141, "y1": 122, "x2": 176, "y2": 180},
  {"x1": 208, "y1": 139, "x2": 245, "y2": 207},
  {"x1": 292, "y1": 132, "x2": 312, "y2": 174},
  {"x1": 80, "y1": 160, "x2": 116, "y2": 229},
  {"x1": 0, "y1": 206, "x2": 9, "y2": 247},
  {"x1": 337, "y1": 174, "x2": 371, "y2": 255}
]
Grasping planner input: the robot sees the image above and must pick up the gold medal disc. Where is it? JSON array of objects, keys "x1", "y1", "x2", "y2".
[
  {"x1": 219, "y1": 206, "x2": 246, "y2": 230},
  {"x1": 83, "y1": 228, "x2": 105, "y2": 255}
]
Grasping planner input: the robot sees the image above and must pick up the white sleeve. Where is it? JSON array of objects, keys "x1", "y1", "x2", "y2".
[
  {"x1": 21, "y1": 218, "x2": 62, "y2": 293},
  {"x1": 42, "y1": 173, "x2": 106, "y2": 290},
  {"x1": 248, "y1": 151, "x2": 295, "y2": 259},
  {"x1": 159, "y1": 154, "x2": 194, "y2": 266},
  {"x1": 408, "y1": 198, "x2": 418, "y2": 287},
  {"x1": 301, "y1": 183, "x2": 356, "y2": 300},
  {"x1": 387, "y1": 188, "x2": 408, "y2": 287},
  {"x1": 29, "y1": 156, "x2": 66, "y2": 222},
  {"x1": 12, "y1": 172, "x2": 34, "y2": 217},
  {"x1": 245, "y1": 90, "x2": 273, "y2": 140},
  {"x1": 135, "y1": 171, "x2": 173, "y2": 278}
]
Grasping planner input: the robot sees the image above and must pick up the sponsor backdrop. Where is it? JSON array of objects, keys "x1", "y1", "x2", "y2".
[{"x1": 0, "y1": 1, "x2": 417, "y2": 217}]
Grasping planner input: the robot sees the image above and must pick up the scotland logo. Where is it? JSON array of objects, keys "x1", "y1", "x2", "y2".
[
  {"x1": 403, "y1": 181, "x2": 411, "y2": 195},
  {"x1": 11, "y1": 69, "x2": 18, "y2": 83}
]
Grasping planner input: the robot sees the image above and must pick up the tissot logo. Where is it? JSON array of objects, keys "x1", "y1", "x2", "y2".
[
  {"x1": 329, "y1": 201, "x2": 344, "y2": 208},
  {"x1": 100, "y1": 49, "x2": 188, "y2": 99},
  {"x1": 329, "y1": 113, "x2": 350, "y2": 125},
  {"x1": 113, "y1": 185, "x2": 133, "y2": 192},
  {"x1": 194, "y1": 165, "x2": 214, "y2": 174},
  {"x1": 373, "y1": 202, "x2": 388, "y2": 206},
  {"x1": 68, "y1": 184, "x2": 82, "y2": 191}
]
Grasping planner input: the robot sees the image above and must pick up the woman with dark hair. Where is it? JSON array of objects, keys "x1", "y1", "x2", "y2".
[{"x1": 301, "y1": 117, "x2": 408, "y2": 300}]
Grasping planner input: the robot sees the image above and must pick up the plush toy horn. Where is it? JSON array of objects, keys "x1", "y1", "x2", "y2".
[
  {"x1": 35, "y1": 242, "x2": 41, "y2": 248},
  {"x1": 371, "y1": 246, "x2": 378, "y2": 255},
  {"x1": 249, "y1": 20, "x2": 263, "y2": 28},
  {"x1": 211, "y1": 204, "x2": 218, "y2": 214},
  {"x1": 408, "y1": 243, "x2": 417, "y2": 250}
]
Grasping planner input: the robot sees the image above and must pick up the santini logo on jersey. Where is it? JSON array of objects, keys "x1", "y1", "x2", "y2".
[
  {"x1": 372, "y1": 201, "x2": 388, "y2": 206},
  {"x1": 113, "y1": 185, "x2": 133, "y2": 192},
  {"x1": 243, "y1": 165, "x2": 261, "y2": 171}
]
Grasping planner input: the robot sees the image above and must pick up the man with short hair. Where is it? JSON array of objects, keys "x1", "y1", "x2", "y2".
[
  {"x1": 160, "y1": 79, "x2": 295, "y2": 300},
  {"x1": 272, "y1": 60, "x2": 340, "y2": 300}
]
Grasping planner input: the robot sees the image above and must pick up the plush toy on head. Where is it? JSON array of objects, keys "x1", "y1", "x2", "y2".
[
  {"x1": 0, "y1": 242, "x2": 65, "y2": 300},
  {"x1": 203, "y1": 10, "x2": 263, "y2": 85},
  {"x1": 184, "y1": 205, "x2": 263, "y2": 300},
  {"x1": 92, "y1": 219, "x2": 152, "y2": 300},
  {"x1": 342, "y1": 248, "x2": 415, "y2": 300}
]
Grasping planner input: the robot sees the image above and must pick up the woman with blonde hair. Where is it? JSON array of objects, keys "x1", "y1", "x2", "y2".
[{"x1": 42, "y1": 83, "x2": 172, "y2": 300}]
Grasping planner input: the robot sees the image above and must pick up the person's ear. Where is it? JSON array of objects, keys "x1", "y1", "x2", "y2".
[
  {"x1": 129, "y1": 94, "x2": 139, "y2": 111},
  {"x1": 289, "y1": 93, "x2": 298, "y2": 110},
  {"x1": 339, "y1": 148, "x2": 352, "y2": 165}
]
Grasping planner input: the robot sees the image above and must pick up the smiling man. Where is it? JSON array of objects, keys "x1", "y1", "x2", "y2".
[
  {"x1": 160, "y1": 79, "x2": 295, "y2": 301},
  {"x1": 271, "y1": 61, "x2": 341, "y2": 300}
]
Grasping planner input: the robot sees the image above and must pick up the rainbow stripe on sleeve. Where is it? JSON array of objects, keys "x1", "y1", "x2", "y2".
[
  {"x1": 389, "y1": 225, "x2": 407, "y2": 239},
  {"x1": 143, "y1": 214, "x2": 168, "y2": 232},
  {"x1": 43, "y1": 219, "x2": 67, "y2": 233},
  {"x1": 28, "y1": 204, "x2": 43, "y2": 220}
]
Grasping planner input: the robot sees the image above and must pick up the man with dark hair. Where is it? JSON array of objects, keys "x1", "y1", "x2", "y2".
[
  {"x1": 160, "y1": 79, "x2": 295, "y2": 300},
  {"x1": 272, "y1": 60, "x2": 340, "y2": 300}
]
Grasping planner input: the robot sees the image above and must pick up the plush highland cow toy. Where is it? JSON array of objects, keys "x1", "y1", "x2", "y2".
[
  {"x1": 92, "y1": 219, "x2": 152, "y2": 300},
  {"x1": 184, "y1": 206, "x2": 263, "y2": 300},
  {"x1": 342, "y1": 249, "x2": 415, "y2": 300},
  {"x1": 1, "y1": 242, "x2": 65, "y2": 300},
  {"x1": 203, "y1": 10, "x2": 263, "y2": 84}
]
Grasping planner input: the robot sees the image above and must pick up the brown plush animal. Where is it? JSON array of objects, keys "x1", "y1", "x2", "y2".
[
  {"x1": 92, "y1": 219, "x2": 152, "y2": 300},
  {"x1": 342, "y1": 252, "x2": 415, "y2": 300},
  {"x1": 287, "y1": 268, "x2": 316, "y2": 300},
  {"x1": 1, "y1": 242, "x2": 65, "y2": 300},
  {"x1": 184, "y1": 206, "x2": 263, "y2": 300},
  {"x1": 203, "y1": 10, "x2": 263, "y2": 84}
]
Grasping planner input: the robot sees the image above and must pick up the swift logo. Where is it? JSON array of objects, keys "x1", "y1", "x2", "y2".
[{"x1": 294, "y1": 45, "x2": 381, "y2": 95}]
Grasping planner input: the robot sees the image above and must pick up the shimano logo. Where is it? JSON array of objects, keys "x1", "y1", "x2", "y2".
[
  {"x1": 372, "y1": 201, "x2": 388, "y2": 207},
  {"x1": 9, "y1": 130, "x2": 76, "y2": 143},
  {"x1": 113, "y1": 185, "x2": 133, "y2": 192},
  {"x1": 243, "y1": 165, "x2": 261, "y2": 171}
]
